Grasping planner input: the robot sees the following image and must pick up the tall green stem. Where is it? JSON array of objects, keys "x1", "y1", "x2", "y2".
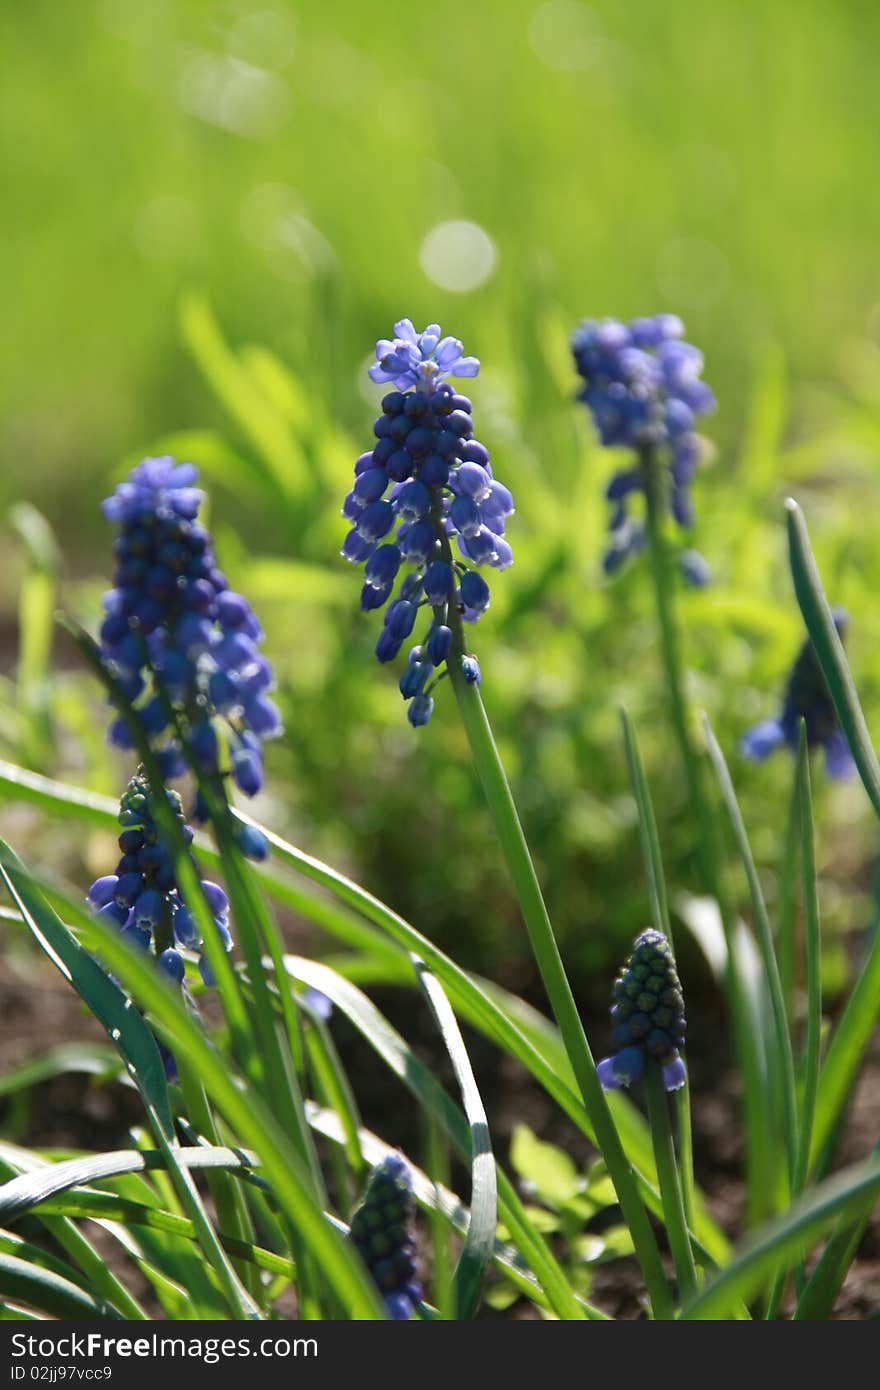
[
  {"x1": 640, "y1": 446, "x2": 717, "y2": 896},
  {"x1": 640, "y1": 449, "x2": 771, "y2": 1217},
  {"x1": 644, "y1": 1062, "x2": 697, "y2": 1301},
  {"x1": 777, "y1": 765, "x2": 801, "y2": 1021},
  {"x1": 433, "y1": 519, "x2": 672, "y2": 1317}
]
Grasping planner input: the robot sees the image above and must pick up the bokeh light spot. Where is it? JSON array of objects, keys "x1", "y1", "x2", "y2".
[{"x1": 419, "y1": 220, "x2": 497, "y2": 292}]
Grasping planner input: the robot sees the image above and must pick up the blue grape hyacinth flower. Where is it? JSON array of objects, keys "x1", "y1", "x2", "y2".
[
  {"x1": 570, "y1": 314, "x2": 715, "y2": 576},
  {"x1": 87, "y1": 767, "x2": 233, "y2": 1078},
  {"x1": 349, "y1": 1153, "x2": 423, "y2": 1319},
  {"x1": 99, "y1": 458, "x2": 280, "y2": 834},
  {"x1": 596, "y1": 929, "x2": 687, "y2": 1093},
  {"x1": 342, "y1": 321, "x2": 514, "y2": 725},
  {"x1": 740, "y1": 609, "x2": 855, "y2": 779}
]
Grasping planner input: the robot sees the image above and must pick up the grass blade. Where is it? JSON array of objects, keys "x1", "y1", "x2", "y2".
[
  {"x1": 702, "y1": 714, "x2": 799, "y2": 1193},
  {"x1": 414, "y1": 959, "x2": 497, "y2": 1320},
  {"x1": 0, "y1": 754, "x2": 731, "y2": 1263},
  {"x1": 785, "y1": 499, "x2": 880, "y2": 1165},
  {"x1": 682, "y1": 1147, "x2": 880, "y2": 1319},
  {"x1": 306, "y1": 1104, "x2": 608, "y2": 1319},
  {"x1": 0, "y1": 1252, "x2": 123, "y2": 1320},
  {"x1": 785, "y1": 498, "x2": 880, "y2": 817},
  {"x1": 37, "y1": 874, "x2": 383, "y2": 1318},
  {"x1": 281, "y1": 953, "x2": 586, "y2": 1320}
]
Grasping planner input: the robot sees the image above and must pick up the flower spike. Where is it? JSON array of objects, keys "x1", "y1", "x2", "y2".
[
  {"x1": 99, "y1": 457, "x2": 280, "y2": 845},
  {"x1": 343, "y1": 322, "x2": 514, "y2": 724},
  {"x1": 740, "y1": 609, "x2": 855, "y2": 779},
  {"x1": 349, "y1": 1154, "x2": 422, "y2": 1319},
  {"x1": 571, "y1": 314, "x2": 714, "y2": 575},
  {"x1": 597, "y1": 929, "x2": 687, "y2": 1094},
  {"x1": 87, "y1": 766, "x2": 232, "y2": 1079}
]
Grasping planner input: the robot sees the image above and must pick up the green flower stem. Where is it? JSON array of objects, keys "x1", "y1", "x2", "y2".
[
  {"x1": 619, "y1": 708, "x2": 696, "y2": 1230},
  {"x1": 794, "y1": 726, "x2": 821, "y2": 1196},
  {"x1": 429, "y1": 506, "x2": 671, "y2": 1316},
  {"x1": 644, "y1": 1062, "x2": 697, "y2": 1302},
  {"x1": 434, "y1": 658, "x2": 671, "y2": 1311},
  {"x1": 639, "y1": 446, "x2": 719, "y2": 898},
  {"x1": 777, "y1": 764, "x2": 801, "y2": 1021},
  {"x1": 639, "y1": 451, "x2": 773, "y2": 1217},
  {"x1": 451, "y1": 674, "x2": 672, "y2": 1317},
  {"x1": 674, "y1": 1088, "x2": 696, "y2": 1233}
]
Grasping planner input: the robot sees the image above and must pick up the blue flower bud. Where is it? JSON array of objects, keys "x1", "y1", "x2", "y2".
[
  {"x1": 115, "y1": 872, "x2": 144, "y2": 907},
  {"x1": 121, "y1": 922, "x2": 153, "y2": 952},
  {"x1": 173, "y1": 903, "x2": 199, "y2": 947},
  {"x1": 364, "y1": 544, "x2": 402, "y2": 589},
  {"x1": 244, "y1": 694, "x2": 282, "y2": 737},
  {"x1": 399, "y1": 661, "x2": 430, "y2": 699},
  {"x1": 198, "y1": 953, "x2": 216, "y2": 987},
  {"x1": 423, "y1": 560, "x2": 454, "y2": 605},
  {"x1": 375, "y1": 628, "x2": 403, "y2": 663},
  {"x1": 234, "y1": 822, "x2": 269, "y2": 861},
  {"x1": 450, "y1": 494, "x2": 482, "y2": 537},
  {"x1": 231, "y1": 744, "x2": 263, "y2": 797},
  {"x1": 463, "y1": 526, "x2": 497, "y2": 565},
  {"x1": 384, "y1": 600, "x2": 417, "y2": 641},
  {"x1": 395, "y1": 479, "x2": 431, "y2": 521},
  {"x1": 361, "y1": 580, "x2": 392, "y2": 612},
  {"x1": 158, "y1": 948, "x2": 185, "y2": 984},
  {"x1": 96, "y1": 900, "x2": 130, "y2": 928},
  {"x1": 216, "y1": 591, "x2": 254, "y2": 629},
  {"x1": 200, "y1": 881, "x2": 229, "y2": 916},
  {"x1": 455, "y1": 461, "x2": 492, "y2": 501},
  {"x1": 461, "y1": 655, "x2": 481, "y2": 685},
  {"x1": 342, "y1": 528, "x2": 375, "y2": 564},
  {"x1": 427, "y1": 625, "x2": 452, "y2": 666},
  {"x1": 407, "y1": 694, "x2": 434, "y2": 727},
  {"x1": 87, "y1": 876, "x2": 119, "y2": 908},
  {"x1": 399, "y1": 520, "x2": 436, "y2": 565},
  {"x1": 459, "y1": 570, "x2": 490, "y2": 615},
  {"x1": 133, "y1": 888, "x2": 164, "y2": 927},
  {"x1": 357, "y1": 500, "x2": 395, "y2": 543},
  {"x1": 353, "y1": 468, "x2": 390, "y2": 504}
]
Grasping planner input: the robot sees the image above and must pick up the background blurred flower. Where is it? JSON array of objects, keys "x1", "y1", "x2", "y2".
[
  {"x1": 571, "y1": 314, "x2": 714, "y2": 576},
  {"x1": 740, "y1": 609, "x2": 855, "y2": 779}
]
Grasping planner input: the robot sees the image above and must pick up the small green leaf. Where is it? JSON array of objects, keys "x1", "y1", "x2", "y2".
[{"x1": 510, "y1": 1125, "x2": 580, "y2": 1206}]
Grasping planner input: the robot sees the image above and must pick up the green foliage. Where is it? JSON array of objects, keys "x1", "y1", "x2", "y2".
[{"x1": 1, "y1": 2, "x2": 879, "y2": 1321}]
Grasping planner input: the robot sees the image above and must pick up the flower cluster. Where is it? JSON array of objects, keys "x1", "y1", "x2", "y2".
[
  {"x1": 570, "y1": 314, "x2": 715, "y2": 574},
  {"x1": 740, "y1": 610, "x2": 855, "y2": 779},
  {"x1": 597, "y1": 929, "x2": 687, "y2": 1093},
  {"x1": 87, "y1": 767, "x2": 232, "y2": 1076},
  {"x1": 99, "y1": 457, "x2": 280, "y2": 826},
  {"x1": 349, "y1": 1154, "x2": 422, "y2": 1320},
  {"x1": 341, "y1": 320, "x2": 513, "y2": 725}
]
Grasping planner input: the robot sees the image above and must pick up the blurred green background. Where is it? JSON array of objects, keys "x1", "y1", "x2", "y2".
[{"x1": 2, "y1": 0, "x2": 880, "y2": 996}]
